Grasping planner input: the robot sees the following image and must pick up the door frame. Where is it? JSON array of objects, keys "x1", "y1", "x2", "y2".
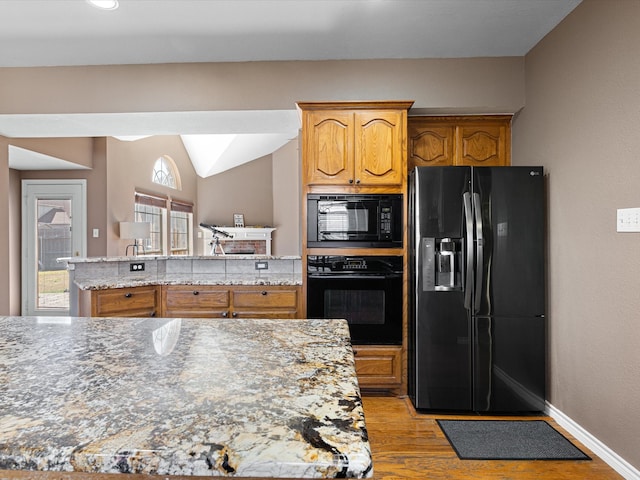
[{"x1": 21, "y1": 179, "x2": 87, "y2": 316}]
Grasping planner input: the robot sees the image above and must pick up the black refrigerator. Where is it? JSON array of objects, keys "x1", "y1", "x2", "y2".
[{"x1": 408, "y1": 166, "x2": 546, "y2": 413}]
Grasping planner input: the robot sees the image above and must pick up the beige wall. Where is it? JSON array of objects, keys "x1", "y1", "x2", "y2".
[
  {"x1": 196, "y1": 154, "x2": 273, "y2": 253},
  {"x1": 105, "y1": 136, "x2": 198, "y2": 256},
  {"x1": 2, "y1": 137, "x2": 96, "y2": 315},
  {"x1": 7, "y1": 137, "x2": 94, "y2": 168},
  {"x1": 272, "y1": 138, "x2": 301, "y2": 256},
  {"x1": 513, "y1": 0, "x2": 640, "y2": 470},
  {"x1": 8, "y1": 168, "x2": 21, "y2": 315},
  {"x1": 18, "y1": 138, "x2": 108, "y2": 258},
  {"x1": 11, "y1": 137, "x2": 103, "y2": 254},
  {"x1": 0, "y1": 58, "x2": 524, "y2": 115}
]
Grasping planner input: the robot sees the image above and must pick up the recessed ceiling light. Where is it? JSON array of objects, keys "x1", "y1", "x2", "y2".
[{"x1": 87, "y1": 0, "x2": 119, "y2": 10}]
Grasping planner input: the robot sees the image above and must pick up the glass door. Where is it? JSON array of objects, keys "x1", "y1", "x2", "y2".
[{"x1": 22, "y1": 180, "x2": 86, "y2": 316}]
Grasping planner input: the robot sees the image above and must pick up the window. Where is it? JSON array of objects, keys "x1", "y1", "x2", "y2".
[
  {"x1": 134, "y1": 192, "x2": 166, "y2": 255},
  {"x1": 135, "y1": 192, "x2": 193, "y2": 256},
  {"x1": 170, "y1": 200, "x2": 193, "y2": 255},
  {"x1": 152, "y1": 155, "x2": 180, "y2": 189}
]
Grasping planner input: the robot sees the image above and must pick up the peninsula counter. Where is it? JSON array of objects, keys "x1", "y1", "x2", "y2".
[{"x1": 0, "y1": 316, "x2": 372, "y2": 479}]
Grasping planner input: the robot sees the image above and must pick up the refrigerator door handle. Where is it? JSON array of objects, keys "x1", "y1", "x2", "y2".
[
  {"x1": 463, "y1": 192, "x2": 473, "y2": 310},
  {"x1": 473, "y1": 192, "x2": 484, "y2": 313}
]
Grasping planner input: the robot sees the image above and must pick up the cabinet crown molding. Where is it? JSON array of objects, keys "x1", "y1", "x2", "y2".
[
  {"x1": 408, "y1": 114, "x2": 512, "y2": 124},
  {"x1": 297, "y1": 100, "x2": 414, "y2": 111}
]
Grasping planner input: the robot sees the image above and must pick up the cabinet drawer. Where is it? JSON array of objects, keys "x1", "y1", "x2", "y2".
[
  {"x1": 231, "y1": 286, "x2": 301, "y2": 318},
  {"x1": 162, "y1": 285, "x2": 230, "y2": 318},
  {"x1": 233, "y1": 288, "x2": 298, "y2": 309},
  {"x1": 352, "y1": 345, "x2": 402, "y2": 386},
  {"x1": 92, "y1": 286, "x2": 159, "y2": 317}
]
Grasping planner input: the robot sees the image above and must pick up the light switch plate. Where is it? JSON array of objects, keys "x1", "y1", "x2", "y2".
[{"x1": 617, "y1": 207, "x2": 640, "y2": 232}]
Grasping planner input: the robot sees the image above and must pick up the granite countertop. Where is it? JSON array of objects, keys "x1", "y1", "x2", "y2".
[
  {"x1": 73, "y1": 274, "x2": 303, "y2": 290},
  {"x1": 0, "y1": 316, "x2": 372, "y2": 478},
  {"x1": 69, "y1": 256, "x2": 303, "y2": 290},
  {"x1": 65, "y1": 255, "x2": 302, "y2": 264}
]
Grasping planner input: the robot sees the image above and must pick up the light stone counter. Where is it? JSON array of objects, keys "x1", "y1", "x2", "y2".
[
  {"x1": 0, "y1": 316, "x2": 372, "y2": 478},
  {"x1": 66, "y1": 256, "x2": 302, "y2": 292}
]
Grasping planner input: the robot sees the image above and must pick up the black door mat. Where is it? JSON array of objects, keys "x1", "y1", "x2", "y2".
[{"x1": 437, "y1": 419, "x2": 591, "y2": 460}]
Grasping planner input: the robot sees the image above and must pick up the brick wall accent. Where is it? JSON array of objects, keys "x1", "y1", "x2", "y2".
[{"x1": 217, "y1": 239, "x2": 266, "y2": 255}]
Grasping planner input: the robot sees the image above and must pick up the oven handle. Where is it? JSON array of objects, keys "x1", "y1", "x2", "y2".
[{"x1": 307, "y1": 274, "x2": 402, "y2": 280}]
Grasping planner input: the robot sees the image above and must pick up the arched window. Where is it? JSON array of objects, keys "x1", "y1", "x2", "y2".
[
  {"x1": 152, "y1": 155, "x2": 181, "y2": 190},
  {"x1": 135, "y1": 155, "x2": 192, "y2": 256}
]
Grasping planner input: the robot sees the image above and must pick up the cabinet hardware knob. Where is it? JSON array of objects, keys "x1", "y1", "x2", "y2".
[
  {"x1": 150, "y1": 311, "x2": 156, "y2": 317},
  {"x1": 221, "y1": 311, "x2": 228, "y2": 318},
  {"x1": 232, "y1": 312, "x2": 238, "y2": 317},
  {"x1": 261, "y1": 291, "x2": 267, "y2": 295},
  {"x1": 355, "y1": 179, "x2": 361, "y2": 184},
  {"x1": 193, "y1": 291, "x2": 199, "y2": 295},
  {"x1": 349, "y1": 179, "x2": 354, "y2": 184},
  {"x1": 124, "y1": 293, "x2": 132, "y2": 298}
]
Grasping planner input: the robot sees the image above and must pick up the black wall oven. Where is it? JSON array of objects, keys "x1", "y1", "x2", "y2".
[{"x1": 307, "y1": 255, "x2": 403, "y2": 345}]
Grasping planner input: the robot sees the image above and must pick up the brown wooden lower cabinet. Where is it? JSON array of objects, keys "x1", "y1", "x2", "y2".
[
  {"x1": 352, "y1": 345, "x2": 402, "y2": 393},
  {"x1": 81, "y1": 284, "x2": 302, "y2": 319},
  {"x1": 231, "y1": 287, "x2": 301, "y2": 318},
  {"x1": 161, "y1": 285, "x2": 302, "y2": 319},
  {"x1": 161, "y1": 285, "x2": 230, "y2": 318},
  {"x1": 80, "y1": 285, "x2": 160, "y2": 317}
]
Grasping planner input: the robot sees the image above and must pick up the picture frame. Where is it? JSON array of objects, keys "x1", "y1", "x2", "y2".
[{"x1": 233, "y1": 213, "x2": 245, "y2": 228}]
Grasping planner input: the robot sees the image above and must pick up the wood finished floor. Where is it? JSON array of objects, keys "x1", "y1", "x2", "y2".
[{"x1": 361, "y1": 396, "x2": 623, "y2": 480}]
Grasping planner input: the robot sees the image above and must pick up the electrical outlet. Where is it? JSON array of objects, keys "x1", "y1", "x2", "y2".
[
  {"x1": 255, "y1": 261, "x2": 269, "y2": 270},
  {"x1": 130, "y1": 262, "x2": 145, "y2": 272},
  {"x1": 617, "y1": 207, "x2": 640, "y2": 232}
]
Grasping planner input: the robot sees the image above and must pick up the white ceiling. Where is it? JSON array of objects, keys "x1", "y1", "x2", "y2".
[{"x1": 0, "y1": 0, "x2": 582, "y2": 174}]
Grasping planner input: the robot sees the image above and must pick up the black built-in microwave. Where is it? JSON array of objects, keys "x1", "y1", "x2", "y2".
[{"x1": 307, "y1": 194, "x2": 403, "y2": 248}]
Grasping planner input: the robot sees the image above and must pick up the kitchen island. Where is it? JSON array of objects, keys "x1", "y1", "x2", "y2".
[{"x1": 0, "y1": 316, "x2": 372, "y2": 479}]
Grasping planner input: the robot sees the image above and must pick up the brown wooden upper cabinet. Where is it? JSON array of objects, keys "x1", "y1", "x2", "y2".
[
  {"x1": 408, "y1": 115, "x2": 512, "y2": 170},
  {"x1": 299, "y1": 101, "x2": 413, "y2": 188}
]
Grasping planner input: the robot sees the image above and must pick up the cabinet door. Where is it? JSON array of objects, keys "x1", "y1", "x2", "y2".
[
  {"x1": 352, "y1": 345, "x2": 402, "y2": 388},
  {"x1": 92, "y1": 286, "x2": 159, "y2": 317},
  {"x1": 304, "y1": 111, "x2": 355, "y2": 185},
  {"x1": 455, "y1": 123, "x2": 510, "y2": 166},
  {"x1": 355, "y1": 110, "x2": 405, "y2": 186},
  {"x1": 162, "y1": 285, "x2": 230, "y2": 318},
  {"x1": 408, "y1": 122, "x2": 455, "y2": 169},
  {"x1": 231, "y1": 286, "x2": 301, "y2": 318}
]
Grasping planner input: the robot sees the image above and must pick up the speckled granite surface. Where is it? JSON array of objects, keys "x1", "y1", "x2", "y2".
[
  {"x1": 0, "y1": 316, "x2": 372, "y2": 478},
  {"x1": 69, "y1": 257, "x2": 302, "y2": 290},
  {"x1": 73, "y1": 274, "x2": 303, "y2": 290}
]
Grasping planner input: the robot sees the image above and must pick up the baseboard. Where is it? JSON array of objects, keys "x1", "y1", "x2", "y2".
[{"x1": 546, "y1": 402, "x2": 640, "y2": 480}]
